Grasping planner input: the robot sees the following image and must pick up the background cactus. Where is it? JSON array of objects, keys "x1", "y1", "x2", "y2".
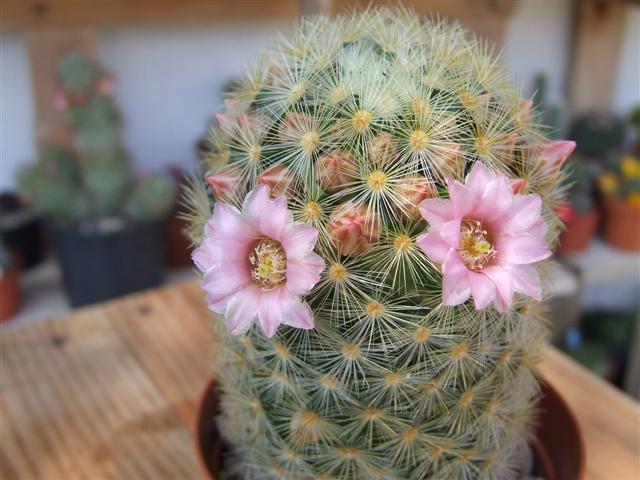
[
  {"x1": 19, "y1": 53, "x2": 173, "y2": 223},
  {"x1": 187, "y1": 8, "x2": 567, "y2": 479}
]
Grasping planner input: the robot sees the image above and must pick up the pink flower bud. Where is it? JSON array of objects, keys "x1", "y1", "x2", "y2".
[
  {"x1": 509, "y1": 178, "x2": 527, "y2": 194},
  {"x1": 515, "y1": 98, "x2": 533, "y2": 124},
  {"x1": 555, "y1": 202, "x2": 575, "y2": 225},
  {"x1": 206, "y1": 165, "x2": 241, "y2": 201},
  {"x1": 257, "y1": 164, "x2": 292, "y2": 197},
  {"x1": 397, "y1": 176, "x2": 436, "y2": 218},
  {"x1": 315, "y1": 150, "x2": 359, "y2": 193},
  {"x1": 539, "y1": 141, "x2": 577, "y2": 172},
  {"x1": 328, "y1": 202, "x2": 381, "y2": 256},
  {"x1": 367, "y1": 133, "x2": 398, "y2": 165}
]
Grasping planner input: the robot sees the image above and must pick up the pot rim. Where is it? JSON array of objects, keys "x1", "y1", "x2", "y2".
[{"x1": 194, "y1": 379, "x2": 586, "y2": 480}]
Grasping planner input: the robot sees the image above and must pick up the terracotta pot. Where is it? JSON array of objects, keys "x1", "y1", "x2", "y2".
[
  {"x1": 0, "y1": 264, "x2": 20, "y2": 322},
  {"x1": 558, "y1": 210, "x2": 599, "y2": 255},
  {"x1": 194, "y1": 380, "x2": 585, "y2": 480},
  {"x1": 601, "y1": 193, "x2": 640, "y2": 251}
]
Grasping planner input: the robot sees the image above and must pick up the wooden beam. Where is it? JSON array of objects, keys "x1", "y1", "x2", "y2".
[
  {"x1": 329, "y1": 0, "x2": 516, "y2": 46},
  {"x1": 2, "y1": 0, "x2": 300, "y2": 28},
  {"x1": 568, "y1": 0, "x2": 628, "y2": 116}
]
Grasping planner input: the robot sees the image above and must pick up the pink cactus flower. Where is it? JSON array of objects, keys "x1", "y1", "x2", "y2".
[
  {"x1": 509, "y1": 177, "x2": 527, "y2": 194},
  {"x1": 257, "y1": 164, "x2": 293, "y2": 197},
  {"x1": 416, "y1": 162, "x2": 552, "y2": 311},
  {"x1": 328, "y1": 202, "x2": 381, "y2": 256},
  {"x1": 215, "y1": 98, "x2": 255, "y2": 132},
  {"x1": 539, "y1": 140, "x2": 577, "y2": 172},
  {"x1": 193, "y1": 185, "x2": 325, "y2": 338},
  {"x1": 206, "y1": 165, "x2": 242, "y2": 202}
]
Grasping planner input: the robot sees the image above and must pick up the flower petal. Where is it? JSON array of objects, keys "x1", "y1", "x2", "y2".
[
  {"x1": 283, "y1": 300, "x2": 315, "y2": 330},
  {"x1": 419, "y1": 197, "x2": 455, "y2": 225},
  {"x1": 496, "y1": 230, "x2": 551, "y2": 265},
  {"x1": 482, "y1": 266, "x2": 515, "y2": 310},
  {"x1": 466, "y1": 162, "x2": 494, "y2": 192},
  {"x1": 224, "y1": 286, "x2": 260, "y2": 335},
  {"x1": 498, "y1": 194, "x2": 542, "y2": 233},
  {"x1": 474, "y1": 177, "x2": 513, "y2": 222},
  {"x1": 506, "y1": 264, "x2": 542, "y2": 301},
  {"x1": 468, "y1": 271, "x2": 497, "y2": 310},
  {"x1": 281, "y1": 223, "x2": 320, "y2": 259},
  {"x1": 442, "y1": 250, "x2": 471, "y2": 306},
  {"x1": 257, "y1": 288, "x2": 285, "y2": 338},
  {"x1": 435, "y1": 218, "x2": 462, "y2": 247},
  {"x1": 286, "y1": 254, "x2": 325, "y2": 295},
  {"x1": 202, "y1": 261, "x2": 251, "y2": 308},
  {"x1": 244, "y1": 186, "x2": 292, "y2": 239},
  {"x1": 416, "y1": 231, "x2": 452, "y2": 264},
  {"x1": 447, "y1": 179, "x2": 475, "y2": 217}
]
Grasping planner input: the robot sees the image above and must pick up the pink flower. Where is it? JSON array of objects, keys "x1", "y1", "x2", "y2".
[
  {"x1": 397, "y1": 175, "x2": 435, "y2": 219},
  {"x1": 416, "y1": 162, "x2": 552, "y2": 311},
  {"x1": 193, "y1": 185, "x2": 325, "y2": 338}
]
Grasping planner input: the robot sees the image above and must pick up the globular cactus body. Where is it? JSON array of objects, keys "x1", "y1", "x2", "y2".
[{"x1": 188, "y1": 9, "x2": 570, "y2": 479}]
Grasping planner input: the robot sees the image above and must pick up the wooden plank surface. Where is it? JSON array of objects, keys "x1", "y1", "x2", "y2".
[{"x1": 1, "y1": 280, "x2": 639, "y2": 479}]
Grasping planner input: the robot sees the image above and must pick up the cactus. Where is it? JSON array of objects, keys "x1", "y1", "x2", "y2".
[
  {"x1": 187, "y1": 9, "x2": 570, "y2": 479},
  {"x1": 19, "y1": 53, "x2": 173, "y2": 223},
  {"x1": 532, "y1": 73, "x2": 563, "y2": 140}
]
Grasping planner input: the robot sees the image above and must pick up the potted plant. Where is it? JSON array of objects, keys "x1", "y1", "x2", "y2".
[
  {"x1": 187, "y1": 9, "x2": 583, "y2": 479},
  {"x1": 598, "y1": 153, "x2": 640, "y2": 251},
  {"x1": 18, "y1": 53, "x2": 174, "y2": 307},
  {"x1": 0, "y1": 243, "x2": 20, "y2": 322},
  {"x1": 558, "y1": 158, "x2": 599, "y2": 254}
]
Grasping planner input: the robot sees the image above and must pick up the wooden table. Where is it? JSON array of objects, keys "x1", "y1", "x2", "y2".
[{"x1": 2, "y1": 280, "x2": 639, "y2": 479}]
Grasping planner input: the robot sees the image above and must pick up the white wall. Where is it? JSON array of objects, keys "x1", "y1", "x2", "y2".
[
  {"x1": 503, "y1": 0, "x2": 574, "y2": 104},
  {"x1": 1, "y1": 3, "x2": 637, "y2": 190},
  {"x1": 98, "y1": 22, "x2": 291, "y2": 174},
  {"x1": 612, "y1": 6, "x2": 640, "y2": 114},
  {"x1": 0, "y1": 30, "x2": 35, "y2": 191}
]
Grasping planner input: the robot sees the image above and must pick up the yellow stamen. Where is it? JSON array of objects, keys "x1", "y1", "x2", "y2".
[
  {"x1": 328, "y1": 263, "x2": 347, "y2": 282},
  {"x1": 303, "y1": 201, "x2": 322, "y2": 221},
  {"x1": 249, "y1": 239, "x2": 287, "y2": 290},
  {"x1": 458, "y1": 220, "x2": 497, "y2": 270},
  {"x1": 393, "y1": 234, "x2": 412, "y2": 253}
]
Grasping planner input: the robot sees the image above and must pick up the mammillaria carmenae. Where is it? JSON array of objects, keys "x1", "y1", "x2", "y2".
[{"x1": 187, "y1": 8, "x2": 575, "y2": 479}]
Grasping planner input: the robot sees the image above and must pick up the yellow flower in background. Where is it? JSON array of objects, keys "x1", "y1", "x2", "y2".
[
  {"x1": 627, "y1": 192, "x2": 640, "y2": 208},
  {"x1": 621, "y1": 155, "x2": 640, "y2": 179},
  {"x1": 599, "y1": 171, "x2": 620, "y2": 195}
]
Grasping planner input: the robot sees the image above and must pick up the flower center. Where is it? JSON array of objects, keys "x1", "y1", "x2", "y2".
[
  {"x1": 300, "y1": 131, "x2": 320, "y2": 152},
  {"x1": 410, "y1": 130, "x2": 430, "y2": 152},
  {"x1": 249, "y1": 239, "x2": 287, "y2": 290},
  {"x1": 367, "y1": 170, "x2": 388, "y2": 192},
  {"x1": 458, "y1": 220, "x2": 497, "y2": 270}
]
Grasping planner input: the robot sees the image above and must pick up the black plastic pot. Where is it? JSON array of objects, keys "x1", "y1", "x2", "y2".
[
  {"x1": 49, "y1": 219, "x2": 165, "y2": 307},
  {"x1": 0, "y1": 193, "x2": 45, "y2": 270}
]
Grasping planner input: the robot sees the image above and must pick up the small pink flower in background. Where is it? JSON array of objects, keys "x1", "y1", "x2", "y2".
[
  {"x1": 193, "y1": 185, "x2": 325, "y2": 338},
  {"x1": 417, "y1": 162, "x2": 552, "y2": 311},
  {"x1": 257, "y1": 164, "x2": 293, "y2": 197},
  {"x1": 539, "y1": 140, "x2": 577, "y2": 173},
  {"x1": 206, "y1": 165, "x2": 242, "y2": 202},
  {"x1": 397, "y1": 175, "x2": 435, "y2": 219},
  {"x1": 555, "y1": 202, "x2": 575, "y2": 225},
  {"x1": 97, "y1": 73, "x2": 115, "y2": 96},
  {"x1": 328, "y1": 202, "x2": 381, "y2": 256},
  {"x1": 315, "y1": 150, "x2": 359, "y2": 193},
  {"x1": 52, "y1": 89, "x2": 68, "y2": 111},
  {"x1": 215, "y1": 98, "x2": 258, "y2": 133}
]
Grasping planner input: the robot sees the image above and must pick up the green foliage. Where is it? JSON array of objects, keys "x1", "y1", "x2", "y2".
[
  {"x1": 19, "y1": 53, "x2": 173, "y2": 223},
  {"x1": 569, "y1": 113, "x2": 626, "y2": 159},
  {"x1": 532, "y1": 73, "x2": 563, "y2": 140},
  {"x1": 57, "y1": 52, "x2": 100, "y2": 94},
  {"x1": 187, "y1": 8, "x2": 564, "y2": 479},
  {"x1": 125, "y1": 174, "x2": 176, "y2": 222},
  {"x1": 564, "y1": 157, "x2": 598, "y2": 213}
]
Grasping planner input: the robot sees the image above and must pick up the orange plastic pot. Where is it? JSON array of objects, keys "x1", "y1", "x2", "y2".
[
  {"x1": 558, "y1": 210, "x2": 599, "y2": 255},
  {"x1": 601, "y1": 194, "x2": 640, "y2": 251},
  {"x1": 194, "y1": 380, "x2": 585, "y2": 480}
]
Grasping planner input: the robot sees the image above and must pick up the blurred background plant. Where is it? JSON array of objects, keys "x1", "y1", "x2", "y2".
[{"x1": 19, "y1": 53, "x2": 174, "y2": 224}]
